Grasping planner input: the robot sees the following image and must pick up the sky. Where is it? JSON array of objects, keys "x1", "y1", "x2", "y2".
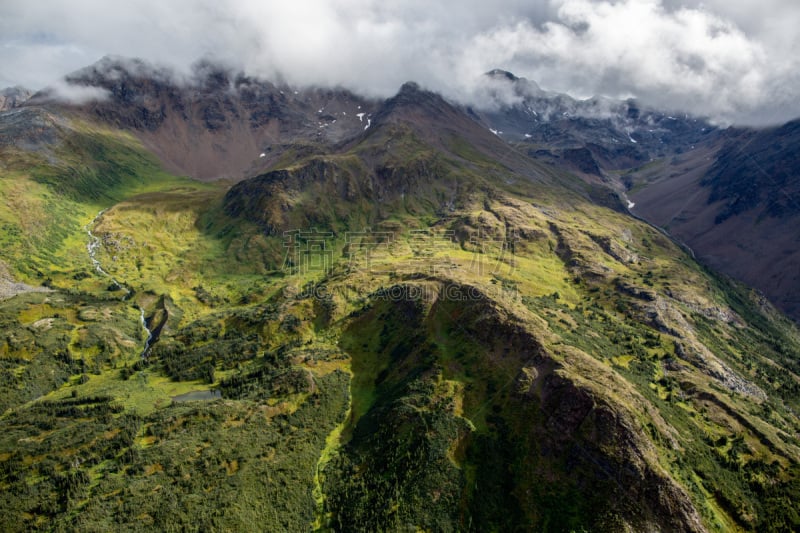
[{"x1": 1, "y1": 0, "x2": 798, "y2": 125}]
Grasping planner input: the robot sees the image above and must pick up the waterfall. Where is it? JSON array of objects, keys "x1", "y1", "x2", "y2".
[
  {"x1": 139, "y1": 307, "x2": 153, "y2": 358},
  {"x1": 85, "y1": 210, "x2": 130, "y2": 298},
  {"x1": 86, "y1": 210, "x2": 150, "y2": 358}
]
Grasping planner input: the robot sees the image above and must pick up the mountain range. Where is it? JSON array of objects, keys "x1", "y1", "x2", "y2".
[{"x1": 0, "y1": 57, "x2": 799, "y2": 532}]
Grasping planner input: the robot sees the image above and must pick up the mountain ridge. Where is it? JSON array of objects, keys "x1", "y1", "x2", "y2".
[{"x1": 24, "y1": 56, "x2": 381, "y2": 181}]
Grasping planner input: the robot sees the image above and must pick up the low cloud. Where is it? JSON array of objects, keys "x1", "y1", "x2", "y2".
[
  {"x1": 40, "y1": 79, "x2": 111, "y2": 105},
  {"x1": 0, "y1": 0, "x2": 798, "y2": 125}
]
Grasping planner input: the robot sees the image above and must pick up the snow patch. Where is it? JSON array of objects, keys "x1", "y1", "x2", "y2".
[
  {"x1": 356, "y1": 112, "x2": 365, "y2": 122},
  {"x1": 259, "y1": 153, "x2": 266, "y2": 158},
  {"x1": 489, "y1": 128, "x2": 499, "y2": 135}
]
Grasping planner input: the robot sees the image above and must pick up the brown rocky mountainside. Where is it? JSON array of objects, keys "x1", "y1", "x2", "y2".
[
  {"x1": 25, "y1": 57, "x2": 380, "y2": 181},
  {"x1": 628, "y1": 120, "x2": 800, "y2": 321}
]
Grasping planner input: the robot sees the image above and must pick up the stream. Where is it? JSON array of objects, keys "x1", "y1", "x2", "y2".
[
  {"x1": 139, "y1": 307, "x2": 153, "y2": 358},
  {"x1": 86, "y1": 210, "x2": 153, "y2": 358}
]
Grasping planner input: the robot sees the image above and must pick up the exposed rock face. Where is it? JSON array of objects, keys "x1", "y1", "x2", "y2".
[
  {"x1": 25, "y1": 56, "x2": 381, "y2": 181},
  {"x1": 0, "y1": 86, "x2": 32, "y2": 111},
  {"x1": 0, "y1": 107, "x2": 65, "y2": 152},
  {"x1": 532, "y1": 372, "x2": 706, "y2": 533},
  {"x1": 0, "y1": 260, "x2": 51, "y2": 300}
]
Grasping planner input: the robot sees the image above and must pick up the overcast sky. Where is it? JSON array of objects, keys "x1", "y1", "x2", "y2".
[{"x1": 1, "y1": 0, "x2": 798, "y2": 125}]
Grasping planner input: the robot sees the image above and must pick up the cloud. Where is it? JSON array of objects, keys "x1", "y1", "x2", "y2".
[
  {"x1": 0, "y1": 0, "x2": 798, "y2": 125},
  {"x1": 453, "y1": 0, "x2": 773, "y2": 124},
  {"x1": 39, "y1": 79, "x2": 111, "y2": 105}
]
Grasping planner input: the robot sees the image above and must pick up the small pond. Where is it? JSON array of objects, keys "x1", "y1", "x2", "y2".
[{"x1": 171, "y1": 389, "x2": 222, "y2": 402}]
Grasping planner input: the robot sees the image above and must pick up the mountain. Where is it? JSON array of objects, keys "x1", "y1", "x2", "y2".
[
  {"x1": 625, "y1": 119, "x2": 800, "y2": 321},
  {"x1": 0, "y1": 58, "x2": 799, "y2": 532},
  {"x1": 0, "y1": 86, "x2": 32, "y2": 111},
  {"x1": 222, "y1": 81, "x2": 567, "y2": 236},
  {"x1": 472, "y1": 69, "x2": 718, "y2": 174},
  {"x1": 28, "y1": 56, "x2": 381, "y2": 181}
]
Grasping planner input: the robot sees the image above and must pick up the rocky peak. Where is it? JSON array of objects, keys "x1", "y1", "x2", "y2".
[
  {"x1": 481, "y1": 69, "x2": 545, "y2": 99},
  {"x1": 0, "y1": 86, "x2": 33, "y2": 111},
  {"x1": 388, "y1": 81, "x2": 442, "y2": 108},
  {"x1": 191, "y1": 59, "x2": 235, "y2": 92},
  {"x1": 485, "y1": 69, "x2": 520, "y2": 82},
  {"x1": 370, "y1": 80, "x2": 463, "y2": 129}
]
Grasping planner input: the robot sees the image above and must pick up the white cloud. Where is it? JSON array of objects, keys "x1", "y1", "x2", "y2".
[
  {"x1": 452, "y1": 0, "x2": 774, "y2": 123},
  {"x1": 0, "y1": 0, "x2": 797, "y2": 124},
  {"x1": 42, "y1": 79, "x2": 111, "y2": 104}
]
